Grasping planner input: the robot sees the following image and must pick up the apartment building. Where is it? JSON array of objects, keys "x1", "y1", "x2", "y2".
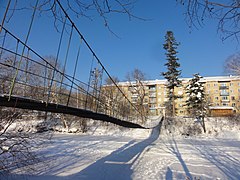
[{"x1": 118, "y1": 76, "x2": 240, "y2": 117}]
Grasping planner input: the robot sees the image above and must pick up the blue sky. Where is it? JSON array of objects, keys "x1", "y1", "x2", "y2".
[
  {"x1": 1, "y1": 0, "x2": 239, "y2": 81},
  {"x1": 72, "y1": 0, "x2": 239, "y2": 80}
]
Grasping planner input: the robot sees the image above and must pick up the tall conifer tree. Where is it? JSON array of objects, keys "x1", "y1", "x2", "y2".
[{"x1": 162, "y1": 31, "x2": 182, "y2": 117}]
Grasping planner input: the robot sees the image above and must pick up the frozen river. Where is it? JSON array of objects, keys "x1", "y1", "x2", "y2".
[{"x1": 6, "y1": 130, "x2": 240, "y2": 180}]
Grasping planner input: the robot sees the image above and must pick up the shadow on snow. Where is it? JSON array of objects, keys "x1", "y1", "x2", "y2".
[
  {"x1": 69, "y1": 117, "x2": 163, "y2": 180},
  {"x1": 3, "y1": 117, "x2": 163, "y2": 180}
]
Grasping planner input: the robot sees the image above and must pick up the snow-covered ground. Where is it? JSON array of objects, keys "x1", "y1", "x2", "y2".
[{"x1": 5, "y1": 126, "x2": 240, "y2": 180}]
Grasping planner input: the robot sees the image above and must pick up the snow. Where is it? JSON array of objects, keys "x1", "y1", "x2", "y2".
[
  {"x1": 5, "y1": 135, "x2": 240, "y2": 180},
  {"x1": 2, "y1": 118, "x2": 240, "y2": 180}
]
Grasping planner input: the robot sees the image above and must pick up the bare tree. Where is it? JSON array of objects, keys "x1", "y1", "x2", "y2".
[
  {"x1": 3, "y1": 0, "x2": 142, "y2": 36},
  {"x1": 0, "y1": 108, "x2": 41, "y2": 177},
  {"x1": 102, "y1": 76, "x2": 127, "y2": 117},
  {"x1": 177, "y1": 0, "x2": 240, "y2": 41},
  {"x1": 126, "y1": 68, "x2": 148, "y2": 123},
  {"x1": 0, "y1": 55, "x2": 16, "y2": 94},
  {"x1": 224, "y1": 52, "x2": 240, "y2": 75}
]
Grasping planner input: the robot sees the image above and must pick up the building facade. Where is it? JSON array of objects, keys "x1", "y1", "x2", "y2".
[{"x1": 117, "y1": 76, "x2": 240, "y2": 117}]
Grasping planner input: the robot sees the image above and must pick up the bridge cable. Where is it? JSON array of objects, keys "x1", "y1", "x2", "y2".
[
  {"x1": 0, "y1": 28, "x2": 111, "y2": 110},
  {"x1": 0, "y1": 0, "x2": 11, "y2": 33},
  {"x1": 55, "y1": 0, "x2": 146, "y2": 120},
  {"x1": 58, "y1": 24, "x2": 74, "y2": 105},
  {"x1": 67, "y1": 38, "x2": 83, "y2": 106},
  {"x1": 95, "y1": 67, "x2": 104, "y2": 113},
  {"x1": 0, "y1": 30, "x2": 7, "y2": 60},
  {"x1": 0, "y1": 1, "x2": 153, "y2": 125},
  {"x1": 0, "y1": 37, "x2": 140, "y2": 125},
  {"x1": 8, "y1": 0, "x2": 39, "y2": 101},
  {"x1": 85, "y1": 55, "x2": 95, "y2": 110},
  {"x1": 23, "y1": 48, "x2": 30, "y2": 96},
  {"x1": 47, "y1": 16, "x2": 67, "y2": 104}
]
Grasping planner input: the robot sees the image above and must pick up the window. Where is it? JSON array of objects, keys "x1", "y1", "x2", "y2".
[
  {"x1": 232, "y1": 103, "x2": 236, "y2": 107},
  {"x1": 149, "y1": 86, "x2": 156, "y2": 91},
  {"x1": 222, "y1": 103, "x2": 228, "y2": 106},
  {"x1": 221, "y1": 89, "x2": 227, "y2": 93},
  {"x1": 220, "y1": 89, "x2": 229, "y2": 96},
  {"x1": 230, "y1": 83, "x2": 233, "y2": 86},
  {"x1": 149, "y1": 104, "x2": 155, "y2": 108},
  {"x1": 231, "y1": 96, "x2": 235, "y2": 100},
  {"x1": 149, "y1": 109, "x2": 156, "y2": 114},
  {"x1": 222, "y1": 96, "x2": 228, "y2": 100},
  {"x1": 215, "y1": 97, "x2": 218, "y2": 100},
  {"x1": 214, "y1": 83, "x2": 218, "y2": 87}
]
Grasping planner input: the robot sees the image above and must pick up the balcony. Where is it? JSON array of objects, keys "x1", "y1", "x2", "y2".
[
  {"x1": 149, "y1": 101, "x2": 156, "y2": 104},
  {"x1": 219, "y1": 86, "x2": 229, "y2": 90},
  {"x1": 149, "y1": 94, "x2": 156, "y2": 98},
  {"x1": 220, "y1": 92, "x2": 229, "y2": 96},
  {"x1": 221, "y1": 100, "x2": 230, "y2": 103},
  {"x1": 149, "y1": 89, "x2": 156, "y2": 92}
]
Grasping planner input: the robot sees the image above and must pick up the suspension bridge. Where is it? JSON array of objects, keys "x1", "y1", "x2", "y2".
[{"x1": 0, "y1": 0, "x2": 156, "y2": 129}]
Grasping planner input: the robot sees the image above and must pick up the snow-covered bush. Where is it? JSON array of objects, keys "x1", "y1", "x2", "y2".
[{"x1": 184, "y1": 124, "x2": 202, "y2": 136}]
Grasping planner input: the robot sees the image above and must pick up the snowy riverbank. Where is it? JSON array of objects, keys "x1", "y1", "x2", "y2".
[
  {"x1": 1, "y1": 116, "x2": 240, "y2": 179},
  {"x1": 3, "y1": 126, "x2": 240, "y2": 180}
]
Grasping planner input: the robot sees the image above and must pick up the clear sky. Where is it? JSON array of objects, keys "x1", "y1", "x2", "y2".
[
  {"x1": 76, "y1": 0, "x2": 239, "y2": 80},
  {"x1": 1, "y1": 0, "x2": 239, "y2": 81}
]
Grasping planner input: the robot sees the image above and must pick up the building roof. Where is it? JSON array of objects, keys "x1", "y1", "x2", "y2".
[
  {"x1": 116, "y1": 75, "x2": 240, "y2": 86},
  {"x1": 209, "y1": 106, "x2": 234, "y2": 110}
]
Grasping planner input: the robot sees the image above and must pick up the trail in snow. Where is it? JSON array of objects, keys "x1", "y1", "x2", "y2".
[{"x1": 3, "y1": 122, "x2": 240, "y2": 180}]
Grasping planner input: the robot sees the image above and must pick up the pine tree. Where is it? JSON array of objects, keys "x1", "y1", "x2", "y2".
[
  {"x1": 185, "y1": 73, "x2": 207, "y2": 133},
  {"x1": 162, "y1": 31, "x2": 181, "y2": 117}
]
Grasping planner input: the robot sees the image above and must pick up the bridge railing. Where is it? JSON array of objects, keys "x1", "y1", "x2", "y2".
[{"x1": 0, "y1": 0, "x2": 145, "y2": 124}]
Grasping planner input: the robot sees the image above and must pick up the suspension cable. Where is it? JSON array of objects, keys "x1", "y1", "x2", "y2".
[
  {"x1": 23, "y1": 48, "x2": 30, "y2": 96},
  {"x1": 0, "y1": 30, "x2": 7, "y2": 60},
  {"x1": 0, "y1": 0, "x2": 11, "y2": 33},
  {"x1": 8, "y1": 0, "x2": 39, "y2": 100},
  {"x1": 47, "y1": 16, "x2": 67, "y2": 104},
  {"x1": 58, "y1": 24, "x2": 74, "y2": 103},
  {"x1": 85, "y1": 55, "x2": 94, "y2": 109},
  {"x1": 55, "y1": 0, "x2": 144, "y2": 118},
  {"x1": 67, "y1": 38, "x2": 83, "y2": 106}
]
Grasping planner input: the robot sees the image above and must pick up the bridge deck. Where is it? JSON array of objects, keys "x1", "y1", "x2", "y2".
[{"x1": 0, "y1": 95, "x2": 145, "y2": 129}]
